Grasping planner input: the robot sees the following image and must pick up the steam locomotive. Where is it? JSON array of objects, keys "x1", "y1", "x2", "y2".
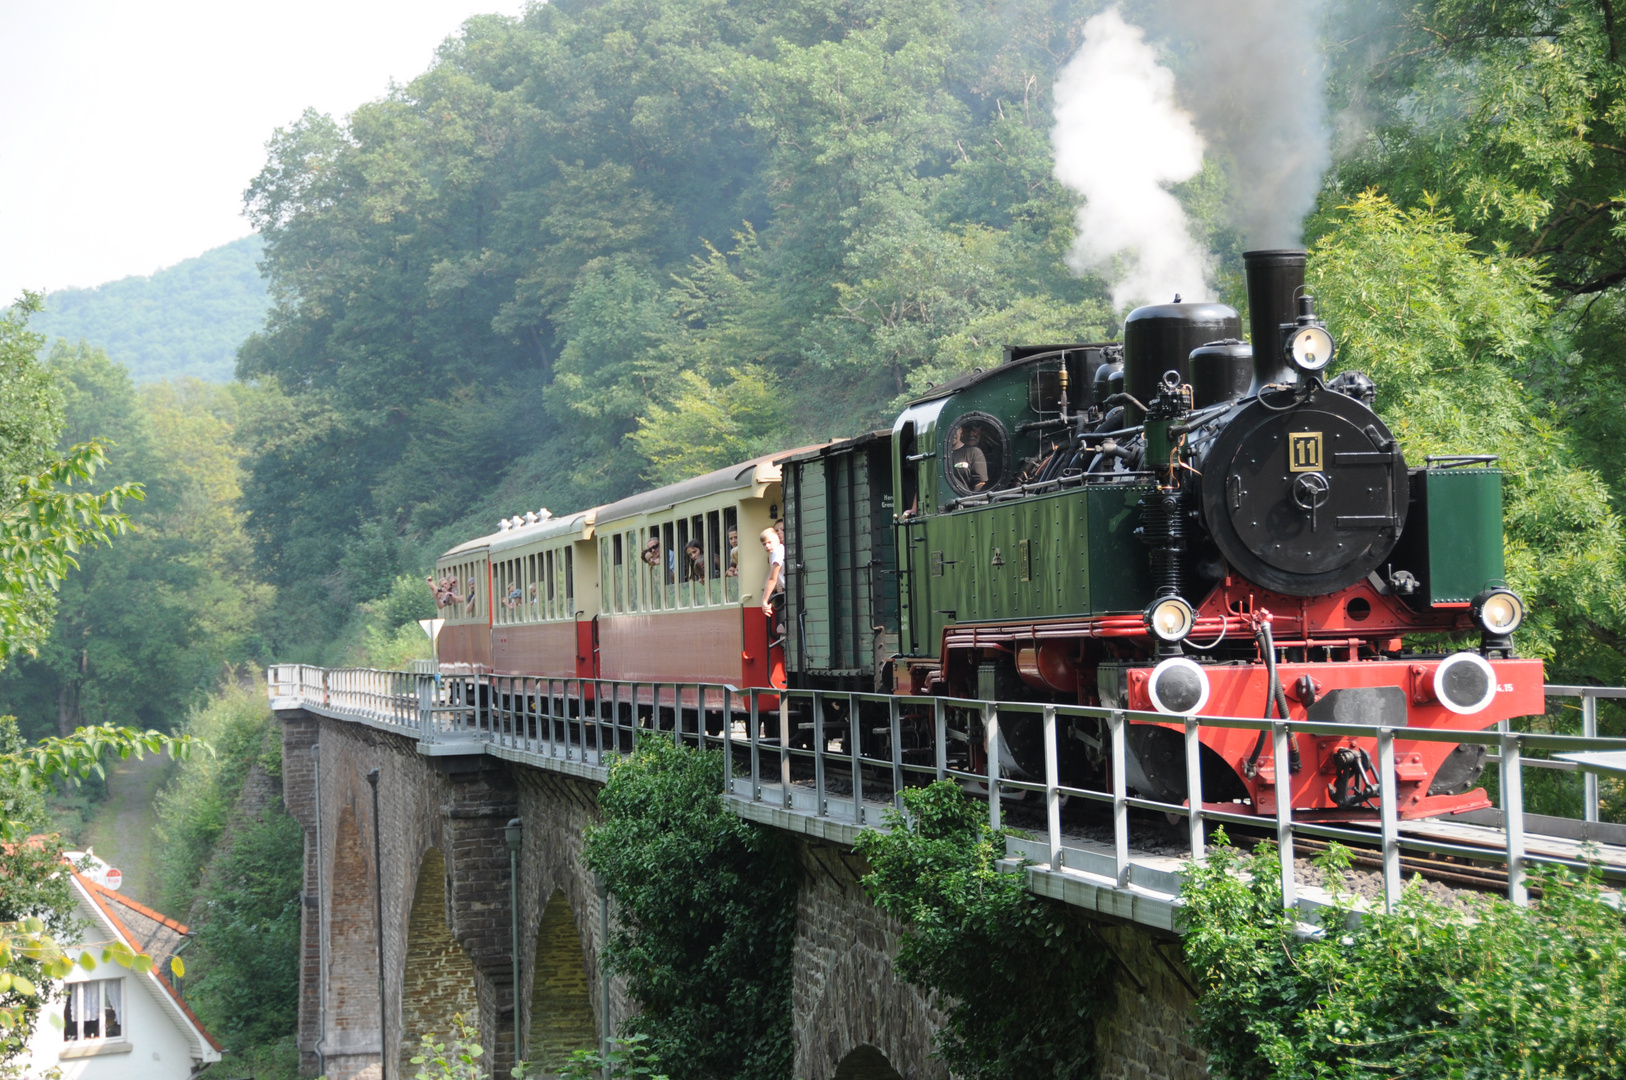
[{"x1": 434, "y1": 248, "x2": 1542, "y2": 822}]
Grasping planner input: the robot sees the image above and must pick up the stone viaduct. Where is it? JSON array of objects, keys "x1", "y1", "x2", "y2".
[{"x1": 272, "y1": 675, "x2": 1209, "y2": 1080}]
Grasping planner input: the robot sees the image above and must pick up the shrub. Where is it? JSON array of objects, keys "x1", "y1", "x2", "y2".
[
  {"x1": 1181, "y1": 831, "x2": 1626, "y2": 1077},
  {"x1": 854, "y1": 781, "x2": 1112, "y2": 1080},
  {"x1": 584, "y1": 735, "x2": 795, "y2": 1080}
]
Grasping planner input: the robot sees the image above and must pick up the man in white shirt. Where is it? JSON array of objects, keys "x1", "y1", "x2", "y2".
[{"x1": 760, "y1": 527, "x2": 785, "y2": 619}]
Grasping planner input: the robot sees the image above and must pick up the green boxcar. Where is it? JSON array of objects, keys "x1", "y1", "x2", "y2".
[{"x1": 780, "y1": 432, "x2": 900, "y2": 690}]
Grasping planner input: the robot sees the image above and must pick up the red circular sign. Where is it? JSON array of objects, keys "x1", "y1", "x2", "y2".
[{"x1": 104, "y1": 868, "x2": 122, "y2": 891}]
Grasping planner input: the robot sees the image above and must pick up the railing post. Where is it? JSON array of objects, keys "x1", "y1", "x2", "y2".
[
  {"x1": 1584, "y1": 690, "x2": 1600, "y2": 824},
  {"x1": 419, "y1": 675, "x2": 433, "y2": 744},
  {"x1": 849, "y1": 693, "x2": 863, "y2": 826},
  {"x1": 1273, "y1": 721, "x2": 1296, "y2": 912},
  {"x1": 1109, "y1": 711, "x2": 1127, "y2": 888},
  {"x1": 1502, "y1": 731, "x2": 1528, "y2": 905},
  {"x1": 889, "y1": 697, "x2": 904, "y2": 812},
  {"x1": 985, "y1": 702, "x2": 1001, "y2": 833},
  {"x1": 933, "y1": 699, "x2": 947, "y2": 782},
  {"x1": 1183, "y1": 716, "x2": 1203, "y2": 863},
  {"x1": 749, "y1": 689, "x2": 762, "y2": 802},
  {"x1": 813, "y1": 691, "x2": 826, "y2": 816},
  {"x1": 722, "y1": 688, "x2": 733, "y2": 795},
  {"x1": 1377, "y1": 727, "x2": 1401, "y2": 914},
  {"x1": 1043, "y1": 705, "x2": 1061, "y2": 871},
  {"x1": 779, "y1": 692, "x2": 792, "y2": 811}
]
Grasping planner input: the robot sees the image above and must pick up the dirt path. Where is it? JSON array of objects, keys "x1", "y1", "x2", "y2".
[{"x1": 78, "y1": 750, "x2": 173, "y2": 907}]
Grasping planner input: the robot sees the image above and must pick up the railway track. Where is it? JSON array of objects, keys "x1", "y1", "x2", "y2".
[{"x1": 1280, "y1": 833, "x2": 1529, "y2": 898}]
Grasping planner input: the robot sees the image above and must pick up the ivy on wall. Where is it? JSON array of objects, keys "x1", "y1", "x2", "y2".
[
  {"x1": 1181, "y1": 832, "x2": 1626, "y2": 1078},
  {"x1": 584, "y1": 735, "x2": 796, "y2": 1080},
  {"x1": 855, "y1": 781, "x2": 1114, "y2": 1080}
]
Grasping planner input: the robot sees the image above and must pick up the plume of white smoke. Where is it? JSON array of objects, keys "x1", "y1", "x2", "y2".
[
  {"x1": 1051, "y1": 8, "x2": 1210, "y2": 310},
  {"x1": 1165, "y1": 0, "x2": 1330, "y2": 249}
]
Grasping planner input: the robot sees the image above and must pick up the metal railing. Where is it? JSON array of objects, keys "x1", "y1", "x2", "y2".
[{"x1": 268, "y1": 665, "x2": 1626, "y2": 918}]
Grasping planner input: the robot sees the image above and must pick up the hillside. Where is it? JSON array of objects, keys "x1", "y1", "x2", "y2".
[{"x1": 31, "y1": 235, "x2": 268, "y2": 382}]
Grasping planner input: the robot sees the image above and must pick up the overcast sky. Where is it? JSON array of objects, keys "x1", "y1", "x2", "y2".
[{"x1": 0, "y1": 1, "x2": 524, "y2": 303}]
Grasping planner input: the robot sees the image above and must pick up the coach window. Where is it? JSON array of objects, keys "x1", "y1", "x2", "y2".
[
  {"x1": 531, "y1": 554, "x2": 539, "y2": 620},
  {"x1": 563, "y1": 546, "x2": 574, "y2": 615},
  {"x1": 633, "y1": 530, "x2": 646, "y2": 611},
  {"x1": 651, "y1": 527, "x2": 666, "y2": 610},
  {"x1": 644, "y1": 528, "x2": 657, "y2": 611},
  {"x1": 611, "y1": 534, "x2": 624, "y2": 613},
  {"x1": 723, "y1": 507, "x2": 740, "y2": 602},
  {"x1": 706, "y1": 510, "x2": 723, "y2": 604},
  {"x1": 661, "y1": 522, "x2": 676, "y2": 603},
  {"x1": 675, "y1": 520, "x2": 692, "y2": 606},
  {"x1": 622, "y1": 531, "x2": 636, "y2": 612},
  {"x1": 496, "y1": 561, "x2": 508, "y2": 624},
  {"x1": 542, "y1": 551, "x2": 553, "y2": 620},
  {"x1": 693, "y1": 515, "x2": 708, "y2": 592}
]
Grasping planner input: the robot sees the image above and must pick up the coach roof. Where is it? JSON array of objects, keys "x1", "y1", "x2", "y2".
[
  {"x1": 595, "y1": 447, "x2": 821, "y2": 523},
  {"x1": 487, "y1": 508, "x2": 598, "y2": 556}
]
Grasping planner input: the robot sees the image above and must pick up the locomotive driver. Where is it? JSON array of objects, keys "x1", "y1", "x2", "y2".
[{"x1": 951, "y1": 425, "x2": 989, "y2": 490}]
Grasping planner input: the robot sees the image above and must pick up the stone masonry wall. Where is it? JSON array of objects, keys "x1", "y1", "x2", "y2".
[
  {"x1": 282, "y1": 715, "x2": 521, "y2": 1078},
  {"x1": 1094, "y1": 922, "x2": 1208, "y2": 1080},
  {"x1": 400, "y1": 847, "x2": 482, "y2": 1072},
  {"x1": 510, "y1": 769, "x2": 634, "y2": 1065},
  {"x1": 527, "y1": 889, "x2": 598, "y2": 1071},
  {"x1": 791, "y1": 838, "x2": 947, "y2": 1080},
  {"x1": 277, "y1": 711, "x2": 323, "y2": 1076},
  {"x1": 282, "y1": 707, "x2": 1209, "y2": 1080}
]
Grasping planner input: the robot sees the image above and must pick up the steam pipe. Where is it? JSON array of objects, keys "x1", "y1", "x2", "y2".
[{"x1": 1243, "y1": 249, "x2": 1307, "y2": 391}]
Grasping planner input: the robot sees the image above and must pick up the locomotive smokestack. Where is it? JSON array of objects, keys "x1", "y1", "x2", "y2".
[{"x1": 1243, "y1": 249, "x2": 1306, "y2": 391}]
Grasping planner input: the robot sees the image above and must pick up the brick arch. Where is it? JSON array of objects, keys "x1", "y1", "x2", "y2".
[
  {"x1": 833, "y1": 1045, "x2": 904, "y2": 1080},
  {"x1": 399, "y1": 846, "x2": 481, "y2": 1072},
  {"x1": 326, "y1": 804, "x2": 381, "y2": 1076},
  {"x1": 526, "y1": 888, "x2": 597, "y2": 1071}
]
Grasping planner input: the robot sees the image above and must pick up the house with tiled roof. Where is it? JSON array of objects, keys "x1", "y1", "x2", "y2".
[{"x1": 23, "y1": 851, "x2": 221, "y2": 1079}]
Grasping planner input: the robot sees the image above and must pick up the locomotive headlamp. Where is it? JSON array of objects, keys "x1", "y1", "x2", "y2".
[
  {"x1": 1147, "y1": 656, "x2": 1211, "y2": 716},
  {"x1": 1144, "y1": 596, "x2": 1195, "y2": 643},
  {"x1": 1432, "y1": 651, "x2": 1499, "y2": 715},
  {"x1": 1472, "y1": 588, "x2": 1524, "y2": 635},
  {"x1": 1286, "y1": 323, "x2": 1335, "y2": 373}
]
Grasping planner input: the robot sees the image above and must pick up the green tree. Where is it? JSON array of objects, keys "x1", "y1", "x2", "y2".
[
  {"x1": 0, "y1": 346, "x2": 271, "y2": 738},
  {"x1": 1307, "y1": 192, "x2": 1626, "y2": 679},
  {"x1": 1182, "y1": 834, "x2": 1626, "y2": 1078},
  {"x1": 584, "y1": 736, "x2": 796, "y2": 1080},
  {"x1": 0, "y1": 298, "x2": 140, "y2": 668},
  {"x1": 854, "y1": 781, "x2": 1111, "y2": 1080},
  {"x1": 233, "y1": 0, "x2": 1115, "y2": 651}
]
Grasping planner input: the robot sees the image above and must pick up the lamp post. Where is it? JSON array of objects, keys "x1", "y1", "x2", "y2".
[
  {"x1": 594, "y1": 870, "x2": 611, "y2": 1080},
  {"x1": 366, "y1": 768, "x2": 387, "y2": 1080},
  {"x1": 504, "y1": 818, "x2": 524, "y2": 1064}
]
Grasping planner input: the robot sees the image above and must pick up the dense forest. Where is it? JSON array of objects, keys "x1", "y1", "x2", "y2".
[
  {"x1": 30, "y1": 236, "x2": 268, "y2": 383},
  {"x1": 6, "y1": 0, "x2": 1626, "y2": 1074},
  {"x1": 234, "y1": 0, "x2": 1626, "y2": 684}
]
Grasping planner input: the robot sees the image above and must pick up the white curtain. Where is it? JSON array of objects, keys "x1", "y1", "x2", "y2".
[{"x1": 103, "y1": 979, "x2": 122, "y2": 1037}]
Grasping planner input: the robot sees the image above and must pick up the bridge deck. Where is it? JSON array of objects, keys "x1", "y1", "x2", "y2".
[{"x1": 270, "y1": 665, "x2": 1626, "y2": 933}]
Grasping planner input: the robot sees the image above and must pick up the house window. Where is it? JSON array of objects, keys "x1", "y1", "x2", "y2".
[{"x1": 64, "y1": 979, "x2": 123, "y2": 1042}]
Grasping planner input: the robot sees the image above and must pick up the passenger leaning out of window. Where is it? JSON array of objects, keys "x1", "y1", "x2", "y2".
[{"x1": 760, "y1": 527, "x2": 786, "y2": 637}]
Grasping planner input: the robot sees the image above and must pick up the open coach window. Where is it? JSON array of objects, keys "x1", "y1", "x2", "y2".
[{"x1": 943, "y1": 413, "x2": 1009, "y2": 496}]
